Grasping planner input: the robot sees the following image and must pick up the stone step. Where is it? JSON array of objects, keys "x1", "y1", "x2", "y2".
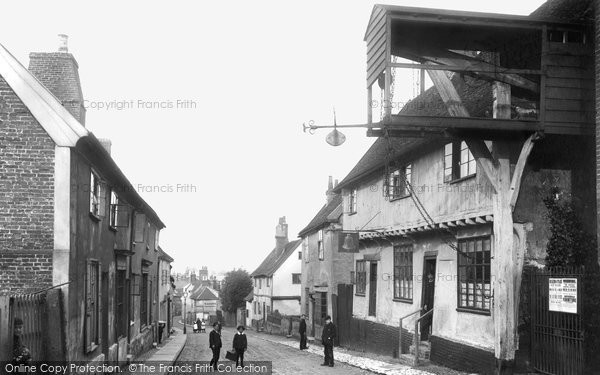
[{"x1": 409, "y1": 341, "x2": 431, "y2": 360}]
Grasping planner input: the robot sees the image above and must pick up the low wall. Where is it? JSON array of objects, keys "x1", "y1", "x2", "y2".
[{"x1": 129, "y1": 325, "x2": 155, "y2": 358}]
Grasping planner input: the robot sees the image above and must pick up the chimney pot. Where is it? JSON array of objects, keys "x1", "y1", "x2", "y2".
[{"x1": 58, "y1": 34, "x2": 69, "y2": 53}]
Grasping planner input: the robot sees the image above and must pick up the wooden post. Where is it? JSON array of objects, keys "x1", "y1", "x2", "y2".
[
  {"x1": 492, "y1": 81, "x2": 516, "y2": 375},
  {"x1": 0, "y1": 296, "x2": 10, "y2": 362},
  {"x1": 367, "y1": 85, "x2": 373, "y2": 124}
]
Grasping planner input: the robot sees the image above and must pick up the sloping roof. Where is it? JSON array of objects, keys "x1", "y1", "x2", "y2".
[
  {"x1": 0, "y1": 43, "x2": 165, "y2": 229},
  {"x1": 158, "y1": 247, "x2": 174, "y2": 262},
  {"x1": 190, "y1": 286, "x2": 219, "y2": 301},
  {"x1": 530, "y1": 0, "x2": 593, "y2": 22},
  {"x1": 250, "y1": 240, "x2": 302, "y2": 277},
  {"x1": 244, "y1": 291, "x2": 254, "y2": 302},
  {"x1": 298, "y1": 195, "x2": 343, "y2": 237}
]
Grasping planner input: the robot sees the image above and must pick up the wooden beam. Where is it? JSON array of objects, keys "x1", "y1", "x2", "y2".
[
  {"x1": 509, "y1": 133, "x2": 539, "y2": 211},
  {"x1": 465, "y1": 139, "x2": 499, "y2": 193},
  {"x1": 385, "y1": 114, "x2": 542, "y2": 132},
  {"x1": 426, "y1": 69, "x2": 470, "y2": 117},
  {"x1": 389, "y1": 62, "x2": 542, "y2": 76}
]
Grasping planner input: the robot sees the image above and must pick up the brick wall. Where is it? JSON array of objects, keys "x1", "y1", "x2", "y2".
[
  {"x1": 0, "y1": 76, "x2": 55, "y2": 294},
  {"x1": 28, "y1": 52, "x2": 85, "y2": 125},
  {"x1": 429, "y1": 335, "x2": 495, "y2": 374}
]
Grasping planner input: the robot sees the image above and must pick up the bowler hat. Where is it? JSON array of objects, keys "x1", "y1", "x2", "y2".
[{"x1": 237, "y1": 325, "x2": 246, "y2": 331}]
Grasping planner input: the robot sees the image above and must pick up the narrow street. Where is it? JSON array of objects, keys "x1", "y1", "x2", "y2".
[{"x1": 176, "y1": 325, "x2": 373, "y2": 375}]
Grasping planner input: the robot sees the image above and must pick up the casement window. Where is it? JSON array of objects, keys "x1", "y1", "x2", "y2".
[
  {"x1": 387, "y1": 164, "x2": 412, "y2": 199},
  {"x1": 457, "y1": 236, "x2": 492, "y2": 312},
  {"x1": 89, "y1": 171, "x2": 105, "y2": 217},
  {"x1": 85, "y1": 260, "x2": 100, "y2": 352},
  {"x1": 349, "y1": 188, "x2": 358, "y2": 214},
  {"x1": 303, "y1": 238, "x2": 309, "y2": 263},
  {"x1": 318, "y1": 230, "x2": 324, "y2": 260},
  {"x1": 292, "y1": 273, "x2": 301, "y2": 284},
  {"x1": 393, "y1": 245, "x2": 413, "y2": 301},
  {"x1": 140, "y1": 273, "x2": 149, "y2": 327},
  {"x1": 266, "y1": 277, "x2": 270, "y2": 287},
  {"x1": 444, "y1": 141, "x2": 476, "y2": 182},
  {"x1": 259, "y1": 278, "x2": 262, "y2": 289},
  {"x1": 356, "y1": 260, "x2": 366, "y2": 295},
  {"x1": 154, "y1": 229, "x2": 160, "y2": 250},
  {"x1": 134, "y1": 212, "x2": 146, "y2": 243},
  {"x1": 116, "y1": 269, "x2": 127, "y2": 338},
  {"x1": 298, "y1": 251, "x2": 302, "y2": 260},
  {"x1": 109, "y1": 190, "x2": 119, "y2": 228}
]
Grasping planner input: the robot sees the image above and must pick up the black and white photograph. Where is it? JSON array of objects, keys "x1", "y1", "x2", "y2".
[{"x1": 0, "y1": 0, "x2": 599, "y2": 374}]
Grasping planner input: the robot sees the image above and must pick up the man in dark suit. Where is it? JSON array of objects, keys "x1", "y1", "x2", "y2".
[
  {"x1": 321, "y1": 315, "x2": 336, "y2": 367},
  {"x1": 232, "y1": 325, "x2": 248, "y2": 367},
  {"x1": 209, "y1": 322, "x2": 222, "y2": 370},
  {"x1": 299, "y1": 315, "x2": 308, "y2": 350}
]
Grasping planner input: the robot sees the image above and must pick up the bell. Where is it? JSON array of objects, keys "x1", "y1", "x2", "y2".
[
  {"x1": 326, "y1": 129, "x2": 346, "y2": 146},
  {"x1": 342, "y1": 233, "x2": 355, "y2": 251}
]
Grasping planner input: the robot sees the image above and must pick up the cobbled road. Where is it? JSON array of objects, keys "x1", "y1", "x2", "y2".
[{"x1": 176, "y1": 326, "x2": 373, "y2": 375}]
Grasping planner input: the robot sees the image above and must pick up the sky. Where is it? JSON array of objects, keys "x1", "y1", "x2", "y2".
[{"x1": 0, "y1": 0, "x2": 545, "y2": 274}]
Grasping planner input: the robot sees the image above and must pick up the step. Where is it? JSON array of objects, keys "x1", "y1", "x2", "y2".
[{"x1": 409, "y1": 341, "x2": 431, "y2": 361}]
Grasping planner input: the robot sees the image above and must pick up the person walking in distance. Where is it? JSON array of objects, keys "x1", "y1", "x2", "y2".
[
  {"x1": 232, "y1": 325, "x2": 248, "y2": 367},
  {"x1": 299, "y1": 315, "x2": 308, "y2": 350},
  {"x1": 321, "y1": 316, "x2": 336, "y2": 367},
  {"x1": 209, "y1": 322, "x2": 222, "y2": 370}
]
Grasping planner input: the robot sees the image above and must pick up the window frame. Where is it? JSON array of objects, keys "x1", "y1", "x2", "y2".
[
  {"x1": 116, "y1": 269, "x2": 127, "y2": 339},
  {"x1": 89, "y1": 171, "x2": 105, "y2": 218},
  {"x1": 387, "y1": 164, "x2": 412, "y2": 200},
  {"x1": 348, "y1": 188, "x2": 358, "y2": 214},
  {"x1": 317, "y1": 230, "x2": 324, "y2": 261},
  {"x1": 393, "y1": 245, "x2": 413, "y2": 302},
  {"x1": 355, "y1": 260, "x2": 366, "y2": 296},
  {"x1": 457, "y1": 236, "x2": 492, "y2": 314},
  {"x1": 109, "y1": 190, "x2": 119, "y2": 228},
  {"x1": 444, "y1": 141, "x2": 477, "y2": 182},
  {"x1": 292, "y1": 273, "x2": 301, "y2": 284}
]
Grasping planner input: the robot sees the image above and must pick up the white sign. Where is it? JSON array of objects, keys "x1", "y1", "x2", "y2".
[{"x1": 549, "y1": 278, "x2": 578, "y2": 314}]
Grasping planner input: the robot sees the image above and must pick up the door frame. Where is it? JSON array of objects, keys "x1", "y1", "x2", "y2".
[{"x1": 368, "y1": 261, "x2": 378, "y2": 317}]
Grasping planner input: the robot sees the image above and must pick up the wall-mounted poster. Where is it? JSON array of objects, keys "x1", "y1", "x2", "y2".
[{"x1": 549, "y1": 278, "x2": 577, "y2": 314}]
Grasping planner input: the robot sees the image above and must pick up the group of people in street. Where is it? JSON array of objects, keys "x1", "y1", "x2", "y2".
[
  {"x1": 208, "y1": 322, "x2": 247, "y2": 369},
  {"x1": 206, "y1": 313, "x2": 337, "y2": 369}
]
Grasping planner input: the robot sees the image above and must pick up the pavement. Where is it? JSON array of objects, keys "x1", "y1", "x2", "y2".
[{"x1": 126, "y1": 327, "x2": 187, "y2": 375}]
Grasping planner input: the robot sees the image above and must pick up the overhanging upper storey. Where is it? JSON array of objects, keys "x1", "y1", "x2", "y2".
[{"x1": 365, "y1": 4, "x2": 594, "y2": 138}]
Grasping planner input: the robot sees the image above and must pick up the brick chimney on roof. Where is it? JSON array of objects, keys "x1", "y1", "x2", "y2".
[
  {"x1": 275, "y1": 216, "x2": 289, "y2": 250},
  {"x1": 28, "y1": 34, "x2": 86, "y2": 125},
  {"x1": 326, "y1": 175, "x2": 339, "y2": 204}
]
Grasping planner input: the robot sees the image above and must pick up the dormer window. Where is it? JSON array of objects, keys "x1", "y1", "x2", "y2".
[
  {"x1": 444, "y1": 141, "x2": 476, "y2": 182},
  {"x1": 386, "y1": 164, "x2": 412, "y2": 200}
]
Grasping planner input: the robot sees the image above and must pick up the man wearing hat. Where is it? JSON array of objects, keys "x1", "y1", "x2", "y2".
[
  {"x1": 299, "y1": 314, "x2": 308, "y2": 350},
  {"x1": 320, "y1": 315, "x2": 336, "y2": 367},
  {"x1": 209, "y1": 322, "x2": 222, "y2": 370},
  {"x1": 12, "y1": 317, "x2": 31, "y2": 365},
  {"x1": 232, "y1": 325, "x2": 248, "y2": 367}
]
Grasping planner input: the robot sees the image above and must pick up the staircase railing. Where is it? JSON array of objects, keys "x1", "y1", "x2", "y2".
[
  {"x1": 398, "y1": 308, "x2": 422, "y2": 358},
  {"x1": 413, "y1": 309, "x2": 433, "y2": 366}
]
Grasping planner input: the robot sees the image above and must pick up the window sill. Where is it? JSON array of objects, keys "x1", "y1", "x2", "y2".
[
  {"x1": 456, "y1": 307, "x2": 491, "y2": 316},
  {"x1": 355, "y1": 293, "x2": 366, "y2": 297},
  {"x1": 348, "y1": 211, "x2": 357, "y2": 216},
  {"x1": 446, "y1": 174, "x2": 476, "y2": 185},
  {"x1": 89, "y1": 212, "x2": 101, "y2": 222},
  {"x1": 393, "y1": 298, "x2": 413, "y2": 304},
  {"x1": 109, "y1": 225, "x2": 118, "y2": 233},
  {"x1": 388, "y1": 194, "x2": 411, "y2": 202}
]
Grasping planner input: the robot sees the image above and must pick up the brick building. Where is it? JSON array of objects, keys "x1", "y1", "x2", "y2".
[{"x1": 0, "y1": 36, "x2": 169, "y2": 363}]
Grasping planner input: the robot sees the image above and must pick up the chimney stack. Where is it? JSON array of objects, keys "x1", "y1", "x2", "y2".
[
  {"x1": 98, "y1": 138, "x2": 112, "y2": 155},
  {"x1": 326, "y1": 175, "x2": 338, "y2": 204},
  {"x1": 28, "y1": 34, "x2": 86, "y2": 125},
  {"x1": 275, "y1": 216, "x2": 289, "y2": 250}
]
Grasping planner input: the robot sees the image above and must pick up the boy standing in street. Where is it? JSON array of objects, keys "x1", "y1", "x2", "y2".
[
  {"x1": 209, "y1": 322, "x2": 222, "y2": 370},
  {"x1": 321, "y1": 316, "x2": 336, "y2": 367},
  {"x1": 233, "y1": 325, "x2": 248, "y2": 368}
]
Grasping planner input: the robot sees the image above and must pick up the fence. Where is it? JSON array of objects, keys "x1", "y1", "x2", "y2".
[{"x1": 0, "y1": 292, "x2": 48, "y2": 362}]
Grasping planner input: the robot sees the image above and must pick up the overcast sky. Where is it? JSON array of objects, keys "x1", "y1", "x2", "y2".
[{"x1": 1, "y1": 0, "x2": 544, "y2": 274}]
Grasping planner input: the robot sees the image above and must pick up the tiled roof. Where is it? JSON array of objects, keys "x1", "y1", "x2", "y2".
[
  {"x1": 158, "y1": 247, "x2": 174, "y2": 262},
  {"x1": 244, "y1": 291, "x2": 254, "y2": 302},
  {"x1": 298, "y1": 195, "x2": 343, "y2": 237},
  {"x1": 530, "y1": 0, "x2": 593, "y2": 22},
  {"x1": 190, "y1": 286, "x2": 219, "y2": 301},
  {"x1": 250, "y1": 240, "x2": 301, "y2": 277}
]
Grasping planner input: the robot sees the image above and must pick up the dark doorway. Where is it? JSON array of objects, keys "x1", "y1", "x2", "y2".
[
  {"x1": 369, "y1": 262, "x2": 378, "y2": 316},
  {"x1": 421, "y1": 257, "x2": 436, "y2": 341}
]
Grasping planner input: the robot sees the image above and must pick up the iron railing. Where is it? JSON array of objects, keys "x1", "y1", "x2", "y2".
[{"x1": 398, "y1": 308, "x2": 422, "y2": 357}]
